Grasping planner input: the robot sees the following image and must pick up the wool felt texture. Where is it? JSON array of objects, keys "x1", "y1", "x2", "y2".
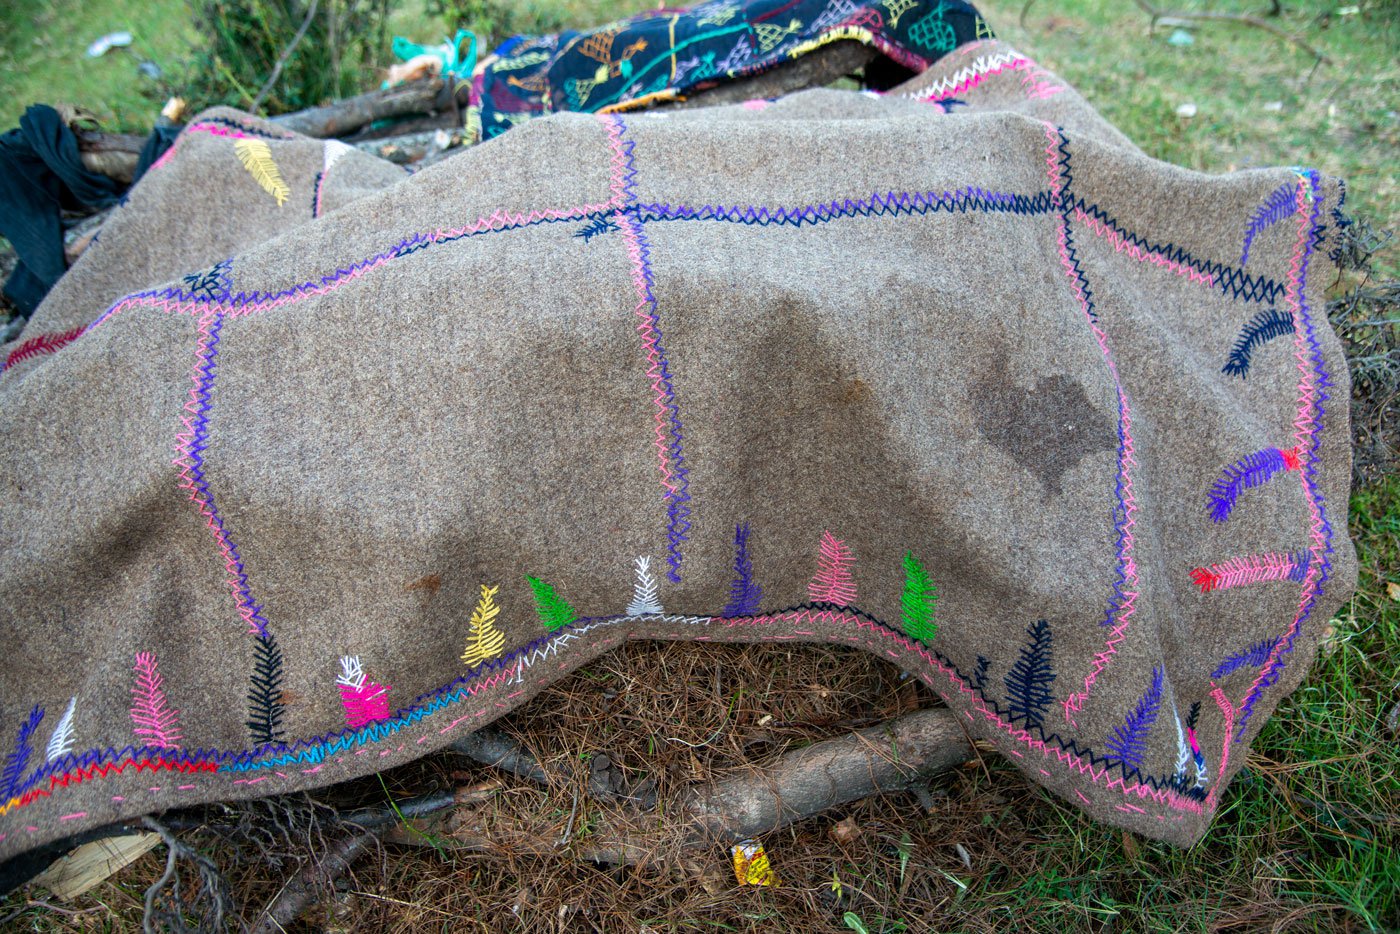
[
  {"x1": 472, "y1": 0, "x2": 990, "y2": 139},
  {"x1": 0, "y1": 39, "x2": 1357, "y2": 860}
]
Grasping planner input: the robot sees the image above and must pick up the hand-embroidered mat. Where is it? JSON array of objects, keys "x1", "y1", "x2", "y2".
[{"x1": 0, "y1": 39, "x2": 1356, "y2": 859}]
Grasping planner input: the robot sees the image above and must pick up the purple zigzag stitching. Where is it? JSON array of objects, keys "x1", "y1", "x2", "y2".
[
  {"x1": 172, "y1": 309, "x2": 271, "y2": 636},
  {"x1": 1235, "y1": 171, "x2": 1336, "y2": 739},
  {"x1": 1240, "y1": 182, "x2": 1297, "y2": 267},
  {"x1": 633, "y1": 187, "x2": 1053, "y2": 226},
  {"x1": 604, "y1": 114, "x2": 692, "y2": 582}
]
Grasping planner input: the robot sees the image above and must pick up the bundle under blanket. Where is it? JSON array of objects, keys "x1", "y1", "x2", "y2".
[
  {"x1": 473, "y1": 0, "x2": 990, "y2": 137},
  {"x1": 0, "y1": 39, "x2": 1356, "y2": 860}
]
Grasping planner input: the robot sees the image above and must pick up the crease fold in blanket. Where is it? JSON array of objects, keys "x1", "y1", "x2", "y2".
[{"x1": 0, "y1": 35, "x2": 1356, "y2": 861}]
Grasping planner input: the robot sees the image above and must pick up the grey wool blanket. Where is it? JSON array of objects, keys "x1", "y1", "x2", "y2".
[{"x1": 0, "y1": 39, "x2": 1357, "y2": 858}]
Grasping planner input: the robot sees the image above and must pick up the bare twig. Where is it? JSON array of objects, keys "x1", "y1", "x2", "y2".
[
  {"x1": 140, "y1": 817, "x2": 232, "y2": 934},
  {"x1": 1130, "y1": 0, "x2": 1330, "y2": 65},
  {"x1": 251, "y1": 0, "x2": 321, "y2": 115}
]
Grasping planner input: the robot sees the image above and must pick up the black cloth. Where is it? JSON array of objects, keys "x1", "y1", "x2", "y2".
[{"x1": 0, "y1": 106, "x2": 177, "y2": 318}]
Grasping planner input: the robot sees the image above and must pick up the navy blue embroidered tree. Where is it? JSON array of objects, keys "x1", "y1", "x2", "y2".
[
  {"x1": 1103, "y1": 666, "x2": 1164, "y2": 774},
  {"x1": 722, "y1": 523, "x2": 762, "y2": 617},
  {"x1": 969, "y1": 656, "x2": 990, "y2": 692},
  {"x1": 246, "y1": 634, "x2": 286, "y2": 745},
  {"x1": 1223, "y1": 307, "x2": 1293, "y2": 377},
  {"x1": 1, "y1": 705, "x2": 43, "y2": 799},
  {"x1": 1003, "y1": 619, "x2": 1055, "y2": 730}
]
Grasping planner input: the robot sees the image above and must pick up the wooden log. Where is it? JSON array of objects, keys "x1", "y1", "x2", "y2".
[
  {"x1": 271, "y1": 77, "x2": 453, "y2": 139},
  {"x1": 652, "y1": 40, "x2": 877, "y2": 111}
]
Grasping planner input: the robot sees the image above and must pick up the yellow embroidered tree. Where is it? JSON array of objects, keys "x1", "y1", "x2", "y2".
[{"x1": 461, "y1": 584, "x2": 506, "y2": 667}]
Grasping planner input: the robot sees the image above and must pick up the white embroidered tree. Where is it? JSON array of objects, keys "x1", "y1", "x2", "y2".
[{"x1": 627, "y1": 556, "x2": 664, "y2": 616}]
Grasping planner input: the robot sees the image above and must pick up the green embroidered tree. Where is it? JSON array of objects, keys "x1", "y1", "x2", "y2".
[
  {"x1": 527, "y1": 575, "x2": 577, "y2": 632},
  {"x1": 900, "y1": 551, "x2": 939, "y2": 644}
]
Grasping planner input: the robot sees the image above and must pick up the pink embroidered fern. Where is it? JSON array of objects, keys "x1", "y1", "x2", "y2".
[
  {"x1": 808, "y1": 531, "x2": 857, "y2": 605},
  {"x1": 337, "y1": 656, "x2": 392, "y2": 729},
  {"x1": 130, "y1": 653, "x2": 182, "y2": 749},
  {"x1": 1190, "y1": 551, "x2": 1307, "y2": 593}
]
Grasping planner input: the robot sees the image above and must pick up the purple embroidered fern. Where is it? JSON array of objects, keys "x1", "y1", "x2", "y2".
[
  {"x1": 1206, "y1": 447, "x2": 1300, "y2": 522},
  {"x1": 2, "y1": 705, "x2": 43, "y2": 799},
  {"x1": 1240, "y1": 183, "x2": 1297, "y2": 267},
  {"x1": 1210, "y1": 637, "x2": 1281, "y2": 679},
  {"x1": 131, "y1": 653, "x2": 182, "y2": 749},
  {"x1": 1103, "y1": 666, "x2": 1164, "y2": 773},
  {"x1": 722, "y1": 523, "x2": 762, "y2": 617}
]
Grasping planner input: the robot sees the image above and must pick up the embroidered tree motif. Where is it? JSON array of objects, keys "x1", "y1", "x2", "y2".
[
  {"x1": 1185, "y1": 701, "x2": 1208, "y2": 788},
  {"x1": 722, "y1": 523, "x2": 762, "y2": 617},
  {"x1": 1223, "y1": 307, "x2": 1294, "y2": 377},
  {"x1": 2, "y1": 705, "x2": 43, "y2": 799},
  {"x1": 1003, "y1": 619, "x2": 1055, "y2": 730},
  {"x1": 899, "y1": 551, "x2": 939, "y2": 643},
  {"x1": 46, "y1": 696, "x2": 77, "y2": 762},
  {"x1": 246, "y1": 634, "x2": 285, "y2": 745},
  {"x1": 1104, "y1": 666, "x2": 1164, "y2": 774},
  {"x1": 461, "y1": 584, "x2": 507, "y2": 667},
  {"x1": 233, "y1": 138, "x2": 290, "y2": 206},
  {"x1": 627, "y1": 556, "x2": 663, "y2": 616},
  {"x1": 574, "y1": 215, "x2": 619, "y2": 243},
  {"x1": 337, "y1": 656, "x2": 393, "y2": 728},
  {"x1": 527, "y1": 575, "x2": 577, "y2": 632},
  {"x1": 808, "y1": 531, "x2": 857, "y2": 605},
  {"x1": 1210, "y1": 637, "x2": 1280, "y2": 679},
  {"x1": 131, "y1": 652, "x2": 182, "y2": 749},
  {"x1": 1206, "y1": 447, "x2": 1301, "y2": 522},
  {"x1": 969, "y1": 656, "x2": 990, "y2": 692}
]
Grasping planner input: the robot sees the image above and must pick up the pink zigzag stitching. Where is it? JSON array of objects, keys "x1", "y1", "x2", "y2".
[
  {"x1": 84, "y1": 202, "x2": 620, "y2": 332},
  {"x1": 150, "y1": 122, "x2": 266, "y2": 172},
  {"x1": 171, "y1": 310, "x2": 265, "y2": 635},
  {"x1": 1073, "y1": 207, "x2": 1217, "y2": 287},
  {"x1": 1204, "y1": 685, "x2": 1235, "y2": 810},
  {"x1": 1190, "y1": 552, "x2": 1304, "y2": 593},
  {"x1": 720, "y1": 609, "x2": 1203, "y2": 817},
  {"x1": 601, "y1": 115, "x2": 681, "y2": 506},
  {"x1": 1235, "y1": 177, "x2": 1328, "y2": 733},
  {"x1": 130, "y1": 653, "x2": 181, "y2": 750},
  {"x1": 809, "y1": 530, "x2": 858, "y2": 605},
  {"x1": 1042, "y1": 123, "x2": 1142, "y2": 726}
]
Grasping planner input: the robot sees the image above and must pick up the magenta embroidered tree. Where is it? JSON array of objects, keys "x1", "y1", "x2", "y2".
[
  {"x1": 337, "y1": 656, "x2": 393, "y2": 729},
  {"x1": 131, "y1": 652, "x2": 182, "y2": 749},
  {"x1": 808, "y1": 531, "x2": 857, "y2": 605}
]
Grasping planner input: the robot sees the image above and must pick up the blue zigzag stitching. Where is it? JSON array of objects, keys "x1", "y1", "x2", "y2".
[
  {"x1": 1223, "y1": 307, "x2": 1295, "y2": 378},
  {"x1": 1211, "y1": 638, "x2": 1281, "y2": 679},
  {"x1": 613, "y1": 117, "x2": 693, "y2": 583},
  {"x1": 186, "y1": 313, "x2": 272, "y2": 638},
  {"x1": 201, "y1": 115, "x2": 295, "y2": 141},
  {"x1": 1055, "y1": 129, "x2": 1133, "y2": 634},
  {"x1": 1236, "y1": 169, "x2": 1336, "y2": 739},
  {"x1": 1103, "y1": 666, "x2": 1163, "y2": 775},
  {"x1": 634, "y1": 187, "x2": 1056, "y2": 227},
  {"x1": 1003, "y1": 618, "x2": 1055, "y2": 730},
  {"x1": 573, "y1": 214, "x2": 619, "y2": 242},
  {"x1": 1067, "y1": 198, "x2": 1286, "y2": 306},
  {"x1": 722, "y1": 522, "x2": 762, "y2": 617},
  {"x1": 1240, "y1": 182, "x2": 1298, "y2": 267},
  {"x1": 2, "y1": 705, "x2": 44, "y2": 799},
  {"x1": 1206, "y1": 447, "x2": 1294, "y2": 523},
  {"x1": 1055, "y1": 131, "x2": 1097, "y2": 322},
  {"x1": 17, "y1": 605, "x2": 1204, "y2": 797}
]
